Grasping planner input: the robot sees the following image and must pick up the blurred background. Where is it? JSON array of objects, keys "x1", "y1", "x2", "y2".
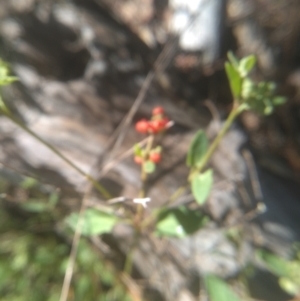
[{"x1": 0, "y1": 0, "x2": 300, "y2": 300}]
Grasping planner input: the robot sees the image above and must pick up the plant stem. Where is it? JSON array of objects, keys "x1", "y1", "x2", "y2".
[
  {"x1": 189, "y1": 102, "x2": 246, "y2": 179},
  {"x1": 125, "y1": 135, "x2": 155, "y2": 274},
  {"x1": 139, "y1": 134, "x2": 154, "y2": 198},
  {"x1": 167, "y1": 103, "x2": 246, "y2": 203},
  {"x1": 124, "y1": 224, "x2": 141, "y2": 275},
  {"x1": 167, "y1": 184, "x2": 189, "y2": 205},
  {"x1": 124, "y1": 242, "x2": 134, "y2": 275},
  {"x1": 4, "y1": 112, "x2": 112, "y2": 199}
]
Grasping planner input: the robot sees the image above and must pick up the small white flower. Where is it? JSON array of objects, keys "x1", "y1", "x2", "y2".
[{"x1": 133, "y1": 197, "x2": 151, "y2": 208}]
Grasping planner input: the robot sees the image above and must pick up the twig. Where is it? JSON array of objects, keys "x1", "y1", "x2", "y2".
[
  {"x1": 139, "y1": 134, "x2": 154, "y2": 198},
  {"x1": 4, "y1": 112, "x2": 111, "y2": 199},
  {"x1": 100, "y1": 40, "x2": 176, "y2": 169},
  {"x1": 59, "y1": 191, "x2": 89, "y2": 301},
  {"x1": 242, "y1": 149, "x2": 263, "y2": 202},
  {"x1": 120, "y1": 272, "x2": 143, "y2": 301},
  {"x1": 90, "y1": 238, "x2": 143, "y2": 301},
  {"x1": 203, "y1": 99, "x2": 221, "y2": 122},
  {"x1": 59, "y1": 40, "x2": 177, "y2": 301},
  {"x1": 99, "y1": 137, "x2": 149, "y2": 178}
]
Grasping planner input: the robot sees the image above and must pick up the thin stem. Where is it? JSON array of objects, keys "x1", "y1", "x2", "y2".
[
  {"x1": 189, "y1": 102, "x2": 246, "y2": 179},
  {"x1": 167, "y1": 103, "x2": 247, "y2": 203},
  {"x1": 139, "y1": 135, "x2": 154, "y2": 198},
  {"x1": 4, "y1": 112, "x2": 111, "y2": 199},
  {"x1": 100, "y1": 137, "x2": 149, "y2": 177},
  {"x1": 59, "y1": 192, "x2": 89, "y2": 301},
  {"x1": 166, "y1": 184, "x2": 189, "y2": 206},
  {"x1": 123, "y1": 221, "x2": 142, "y2": 275},
  {"x1": 124, "y1": 241, "x2": 134, "y2": 275},
  {"x1": 125, "y1": 135, "x2": 155, "y2": 274}
]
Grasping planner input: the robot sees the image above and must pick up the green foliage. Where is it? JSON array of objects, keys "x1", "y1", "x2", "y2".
[
  {"x1": 257, "y1": 249, "x2": 300, "y2": 296},
  {"x1": 48, "y1": 191, "x2": 60, "y2": 207},
  {"x1": 0, "y1": 60, "x2": 18, "y2": 115},
  {"x1": 227, "y1": 51, "x2": 240, "y2": 69},
  {"x1": 225, "y1": 52, "x2": 256, "y2": 99},
  {"x1": 257, "y1": 249, "x2": 292, "y2": 277},
  {"x1": 225, "y1": 62, "x2": 242, "y2": 99},
  {"x1": 133, "y1": 143, "x2": 143, "y2": 157},
  {"x1": 186, "y1": 130, "x2": 213, "y2": 206},
  {"x1": 243, "y1": 81, "x2": 286, "y2": 115},
  {"x1": 12, "y1": 177, "x2": 61, "y2": 213},
  {"x1": 186, "y1": 130, "x2": 208, "y2": 168},
  {"x1": 205, "y1": 275, "x2": 242, "y2": 301},
  {"x1": 21, "y1": 177, "x2": 38, "y2": 189},
  {"x1": 143, "y1": 160, "x2": 156, "y2": 174},
  {"x1": 0, "y1": 54, "x2": 290, "y2": 301},
  {"x1": 225, "y1": 51, "x2": 286, "y2": 114},
  {"x1": 155, "y1": 206, "x2": 208, "y2": 238},
  {"x1": 0, "y1": 204, "x2": 130, "y2": 301},
  {"x1": 238, "y1": 55, "x2": 256, "y2": 77},
  {"x1": 0, "y1": 60, "x2": 18, "y2": 86},
  {"x1": 21, "y1": 201, "x2": 52, "y2": 213},
  {"x1": 0, "y1": 234, "x2": 65, "y2": 301},
  {"x1": 16, "y1": 191, "x2": 58, "y2": 214},
  {"x1": 66, "y1": 208, "x2": 118, "y2": 236},
  {"x1": 191, "y1": 169, "x2": 213, "y2": 205}
]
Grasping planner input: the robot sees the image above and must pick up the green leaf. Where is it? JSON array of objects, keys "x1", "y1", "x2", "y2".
[
  {"x1": 227, "y1": 51, "x2": 239, "y2": 69},
  {"x1": 244, "y1": 79, "x2": 285, "y2": 115},
  {"x1": 0, "y1": 60, "x2": 18, "y2": 86},
  {"x1": 225, "y1": 62, "x2": 242, "y2": 99},
  {"x1": 205, "y1": 275, "x2": 242, "y2": 301},
  {"x1": 0, "y1": 62, "x2": 10, "y2": 78},
  {"x1": 0, "y1": 76, "x2": 18, "y2": 86},
  {"x1": 191, "y1": 169, "x2": 213, "y2": 205},
  {"x1": 256, "y1": 249, "x2": 291, "y2": 277},
  {"x1": 21, "y1": 201, "x2": 50, "y2": 213},
  {"x1": 263, "y1": 104, "x2": 273, "y2": 115},
  {"x1": 238, "y1": 55, "x2": 256, "y2": 77},
  {"x1": 143, "y1": 160, "x2": 156, "y2": 174},
  {"x1": 156, "y1": 211, "x2": 184, "y2": 237},
  {"x1": 134, "y1": 143, "x2": 143, "y2": 156},
  {"x1": 279, "y1": 278, "x2": 300, "y2": 296},
  {"x1": 21, "y1": 177, "x2": 38, "y2": 189},
  {"x1": 241, "y1": 78, "x2": 255, "y2": 99},
  {"x1": 65, "y1": 209, "x2": 118, "y2": 236},
  {"x1": 48, "y1": 192, "x2": 59, "y2": 207},
  {"x1": 272, "y1": 96, "x2": 286, "y2": 105},
  {"x1": 155, "y1": 206, "x2": 208, "y2": 238},
  {"x1": 153, "y1": 145, "x2": 162, "y2": 153},
  {"x1": 77, "y1": 275, "x2": 90, "y2": 298},
  {"x1": 267, "y1": 81, "x2": 276, "y2": 92},
  {"x1": 186, "y1": 130, "x2": 208, "y2": 168},
  {"x1": 0, "y1": 96, "x2": 10, "y2": 115}
]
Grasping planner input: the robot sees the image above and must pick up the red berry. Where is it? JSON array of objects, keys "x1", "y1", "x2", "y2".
[
  {"x1": 134, "y1": 156, "x2": 143, "y2": 165},
  {"x1": 135, "y1": 119, "x2": 149, "y2": 134},
  {"x1": 152, "y1": 106, "x2": 164, "y2": 116},
  {"x1": 160, "y1": 118, "x2": 170, "y2": 128},
  {"x1": 149, "y1": 120, "x2": 162, "y2": 133},
  {"x1": 149, "y1": 152, "x2": 161, "y2": 163},
  {"x1": 149, "y1": 118, "x2": 169, "y2": 133}
]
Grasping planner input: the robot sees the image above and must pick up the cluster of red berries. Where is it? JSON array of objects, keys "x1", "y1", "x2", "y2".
[
  {"x1": 134, "y1": 151, "x2": 161, "y2": 165},
  {"x1": 134, "y1": 106, "x2": 170, "y2": 167},
  {"x1": 135, "y1": 106, "x2": 170, "y2": 134}
]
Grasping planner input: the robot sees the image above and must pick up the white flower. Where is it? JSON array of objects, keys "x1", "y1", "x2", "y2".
[{"x1": 133, "y1": 197, "x2": 151, "y2": 208}]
